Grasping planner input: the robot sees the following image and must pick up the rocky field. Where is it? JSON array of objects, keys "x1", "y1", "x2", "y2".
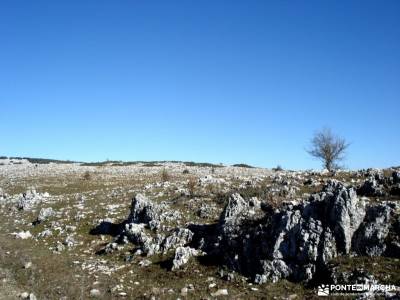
[{"x1": 0, "y1": 158, "x2": 399, "y2": 299}]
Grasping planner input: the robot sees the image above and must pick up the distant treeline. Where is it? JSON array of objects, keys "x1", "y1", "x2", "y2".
[
  {"x1": 232, "y1": 163, "x2": 255, "y2": 168},
  {"x1": 0, "y1": 156, "x2": 78, "y2": 164},
  {"x1": 0, "y1": 156, "x2": 256, "y2": 168},
  {"x1": 81, "y1": 160, "x2": 225, "y2": 168}
]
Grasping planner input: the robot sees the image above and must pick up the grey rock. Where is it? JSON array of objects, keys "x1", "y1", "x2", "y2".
[
  {"x1": 13, "y1": 231, "x2": 32, "y2": 239},
  {"x1": 0, "y1": 188, "x2": 7, "y2": 202},
  {"x1": 330, "y1": 267, "x2": 377, "y2": 285},
  {"x1": 104, "y1": 242, "x2": 119, "y2": 254},
  {"x1": 124, "y1": 223, "x2": 193, "y2": 256},
  {"x1": 20, "y1": 293, "x2": 37, "y2": 300},
  {"x1": 161, "y1": 228, "x2": 193, "y2": 253},
  {"x1": 217, "y1": 180, "x2": 397, "y2": 283},
  {"x1": 38, "y1": 228, "x2": 52, "y2": 238},
  {"x1": 37, "y1": 207, "x2": 54, "y2": 223},
  {"x1": 124, "y1": 223, "x2": 156, "y2": 255},
  {"x1": 255, "y1": 259, "x2": 291, "y2": 283},
  {"x1": 210, "y1": 289, "x2": 229, "y2": 297},
  {"x1": 90, "y1": 289, "x2": 101, "y2": 298},
  {"x1": 127, "y1": 194, "x2": 162, "y2": 226},
  {"x1": 352, "y1": 202, "x2": 398, "y2": 256},
  {"x1": 17, "y1": 189, "x2": 43, "y2": 210},
  {"x1": 126, "y1": 194, "x2": 181, "y2": 230},
  {"x1": 56, "y1": 242, "x2": 65, "y2": 252},
  {"x1": 219, "y1": 193, "x2": 261, "y2": 236},
  {"x1": 138, "y1": 259, "x2": 152, "y2": 267},
  {"x1": 171, "y1": 246, "x2": 199, "y2": 270},
  {"x1": 63, "y1": 235, "x2": 77, "y2": 248},
  {"x1": 325, "y1": 180, "x2": 366, "y2": 254},
  {"x1": 357, "y1": 177, "x2": 386, "y2": 197}
]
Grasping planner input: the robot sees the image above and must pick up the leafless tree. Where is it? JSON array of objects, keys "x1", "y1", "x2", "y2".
[{"x1": 307, "y1": 128, "x2": 349, "y2": 171}]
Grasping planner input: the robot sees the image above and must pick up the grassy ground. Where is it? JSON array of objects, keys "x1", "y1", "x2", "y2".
[{"x1": 0, "y1": 163, "x2": 398, "y2": 299}]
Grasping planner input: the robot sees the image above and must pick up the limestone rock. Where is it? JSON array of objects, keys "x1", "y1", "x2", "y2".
[
  {"x1": 37, "y1": 207, "x2": 54, "y2": 223},
  {"x1": 357, "y1": 178, "x2": 386, "y2": 197},
  {"x1": 217, "y1": 180, "x2": 397, "y2": 283},
  {"x1": 171, "y1": 246, "x2": 199, "y2": 270}
]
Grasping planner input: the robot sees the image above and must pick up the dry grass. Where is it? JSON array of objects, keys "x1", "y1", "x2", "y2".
[{"x1": 0, "y1": 164, "x2": 398, "y2": 299}]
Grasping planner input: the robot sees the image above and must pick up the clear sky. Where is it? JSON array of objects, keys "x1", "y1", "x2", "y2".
[{"x1": 1, "y1": 1, "x2": 399, "y2": 169}]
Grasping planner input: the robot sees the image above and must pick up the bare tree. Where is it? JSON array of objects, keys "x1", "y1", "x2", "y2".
[{"x1": 307, "y1": 128, "x2": 349, "y2": 171}]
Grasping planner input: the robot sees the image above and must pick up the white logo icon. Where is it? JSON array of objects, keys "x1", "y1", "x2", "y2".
[{"x1": 317, "y1": 284, "x2": 330, "y2": 296}]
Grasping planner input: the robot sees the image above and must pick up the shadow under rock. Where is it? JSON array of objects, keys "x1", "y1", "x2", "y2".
[{"x1": 89, "y1": 220, "x2": 126, "y2": 237}]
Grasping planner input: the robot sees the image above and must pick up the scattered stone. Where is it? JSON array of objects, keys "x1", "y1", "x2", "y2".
[
  {"x1": 180, "y1": 287, "x2": 188, "y2": 296},
  {"x1": 13, "y1": 231, "x2": 32, "y2": 239},
  {"x1": 90, "y1": 288, "x2": 101, "y2": 297},
  {"x1": 211, "y1": 289, "x2": 228, "y2": 297},
  {"x1": 19, "y1": 292, "x2": 36, "y2": 300},
  {"x1": 64, "y1": 235, "x2": 77, "y2": 248},
  {"x1": 56, "y1": 242, "x2": 65, "y2": 252},
  {"x1": 37, "y1": 207, "x2": 54, "y2": 223},
  {"x1": 138, "y1": 259, "x2": 152, "y2": 267},
  {"x1": 38, "y1": 229, "x2": 52, "y2": 238}
]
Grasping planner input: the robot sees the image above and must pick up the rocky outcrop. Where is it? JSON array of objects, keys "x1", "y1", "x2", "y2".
[
  {"x1": 95, "y1": 180, "x2": 399, "y2": 284},
  {"x1": 104, "y1": 194, "x2": 194, "y2": 261},
  {"x1": 216, "y1": 180, "x2": 398, "y2": 283}
]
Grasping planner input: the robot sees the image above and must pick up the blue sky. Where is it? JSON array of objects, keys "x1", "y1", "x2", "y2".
[{"x1": 1, "y1": 1, "x2": 399, "y2": 169}]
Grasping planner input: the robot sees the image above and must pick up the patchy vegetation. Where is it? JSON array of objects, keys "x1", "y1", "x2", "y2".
[{"x1": 0, "y1": 158, "x2": 399, "y2": 299}]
